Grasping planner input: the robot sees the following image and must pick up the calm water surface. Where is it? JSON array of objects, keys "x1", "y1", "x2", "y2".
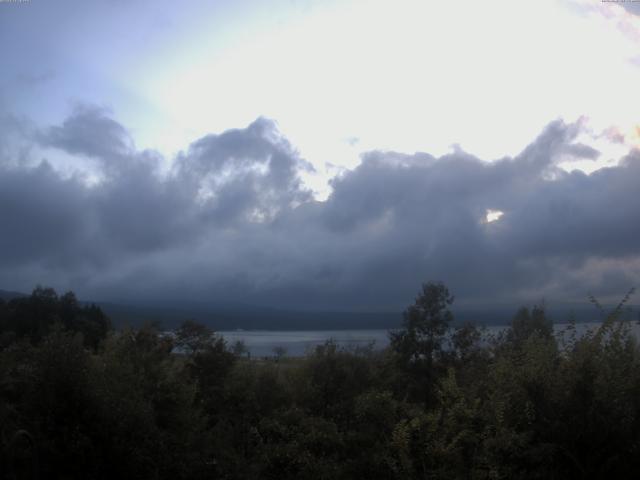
[
  {"x1": 219, "y1": 322, "x2": 640, "y2": 357},
  {"x1": 219, "y1": 329, "x2": 389, "y2": 357}
]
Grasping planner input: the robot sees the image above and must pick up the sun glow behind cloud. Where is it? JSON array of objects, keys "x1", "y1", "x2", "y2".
[
  {"x1": 5, "y1": 0, "x2": 639, "y2": 200},
  {"x1": 485, "y1": 209, "x2": 504, "y2": 223},
  {"x1": 115, "y1": 0, "x2": 639, "y2": 199}
]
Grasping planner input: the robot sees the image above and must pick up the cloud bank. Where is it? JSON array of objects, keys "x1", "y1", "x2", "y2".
[{"x1": 1, "y1": 106, "x2": 639, "y2": 310}]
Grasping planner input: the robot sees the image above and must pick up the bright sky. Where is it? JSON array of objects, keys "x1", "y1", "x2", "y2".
[{"x1": 2, "y1": 0, "x2": 640, "y2": 197}]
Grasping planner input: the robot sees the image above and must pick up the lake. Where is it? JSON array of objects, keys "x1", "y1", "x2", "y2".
[
  {"x1": 219, "y1": 329, "x2": 390, "y2": 357},
  {"x1": 219, "y1": 321, "x2": 640, "y2": 357}
]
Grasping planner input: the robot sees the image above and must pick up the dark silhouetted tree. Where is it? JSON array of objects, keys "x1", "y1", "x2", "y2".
[
  {"x1": 174, "y1": 319, "x2": 215, "y2": 356},
  {"x1": 390, "y1": 281, "x2": 454, "y2": 407},
  {"x1": 506, "y1": 304, "x2": 553, "y2": 347}
]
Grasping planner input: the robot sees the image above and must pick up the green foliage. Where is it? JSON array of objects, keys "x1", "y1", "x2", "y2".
[
  {"x1": 231, "y1": 339, "x2": 249, "y2": 357},
  {"x1": 0, "y1": 286, "x2": 111, "y2": 349},
  {"x1": 174, "y1": 319, "x2": 215, "y2": 355},
  {"x1": 506, "y1": 305, "x2": 554, "y2": 348},
  {"x1": 299, "y1": 340, "x2": 377, "y2": 419},
  {"x1": 390, "y1": 282, "x2": 455, "y2": 363},
  {"x1": 389, "y1": 281, "x2": 455, "y2": 406},
  {"x1": 2, "y1": 284, "x2": 640, "y2": 479}
]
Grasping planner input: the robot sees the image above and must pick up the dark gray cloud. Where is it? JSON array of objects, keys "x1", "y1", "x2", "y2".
[
  {"x1": 621, "y1": 2, "x2": 640, "y2": 16},
  {"x1": 560, "y1": 142, "x2": 600, "y2": 160},
  {"x1": 40, "y1": 104, "x2": 134, "y2": 168},
  {"x1": 0, "y1": 112, "x2": 36, "y2": 168},
  {"x1": 175, "y1": 117, "x2": 314, "y2": 225},
  {"x1": 1, "y1": 108, "x2": 638, "y2": 310}
]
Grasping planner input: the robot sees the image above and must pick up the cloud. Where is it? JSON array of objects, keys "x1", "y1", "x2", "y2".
[
  {"x1": 0, "y1": 107, "x2": 638, "y2": 311},
  {"x1": 620, "y1": 2, "x2": 640, "y2": 16},
  {"x1": 0, "y1": 161, "x2": 90, "y2": 268},
  {"x1": 39, "y1": 104, "x2": 134, "y2": 168},
  {"x1": 175, "y1": 117, "x2": 314, "y2": 224},
  {"x1": 560, "y1": 142, "x2": 601, "y2": 160},
  {"x1": 0, "y1": 112, "x2": 36, "y2": 168}
]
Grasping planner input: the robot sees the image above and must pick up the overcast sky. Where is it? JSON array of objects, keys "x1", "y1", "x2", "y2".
[{"x1": 1, "y1": 0, "x2": 639, "y2": 310}]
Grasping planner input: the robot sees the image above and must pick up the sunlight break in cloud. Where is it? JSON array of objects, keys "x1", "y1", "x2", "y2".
[{"x1": 485, "y1": 210, "x2": 504, "y2": 223}]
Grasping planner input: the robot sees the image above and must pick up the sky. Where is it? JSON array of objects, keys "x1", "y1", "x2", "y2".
[{"x1": 0, "y1": 0, "x2": 639, "y2": 311}]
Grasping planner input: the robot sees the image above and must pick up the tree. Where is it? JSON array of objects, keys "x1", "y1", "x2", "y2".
[
  {"x1": 174, "y1": 319, "x2": 215, "y2": 356},
  {"x1": 506, "y1": 304, "x2": 553, "y2": 348},
  {"x1": 272, "y1": 345, "x2": 287, "y2": 362},
  {"x1": 451, "y1": 322, "x2": 482, "y2": 361},
  {"x1": 0, "y1": 287, "x2": 110, "y2": 349},
  {"x1": 389, "y1": 281, "x2": 454, "y2": 406},
  {"x1": 232, "y1": 339, "x2": 249, "y2": 357}
]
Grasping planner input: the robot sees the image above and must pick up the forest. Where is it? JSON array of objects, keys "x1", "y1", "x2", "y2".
[{"x1": 1, "y1": 283, "x2": 639, "y2": 479}]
